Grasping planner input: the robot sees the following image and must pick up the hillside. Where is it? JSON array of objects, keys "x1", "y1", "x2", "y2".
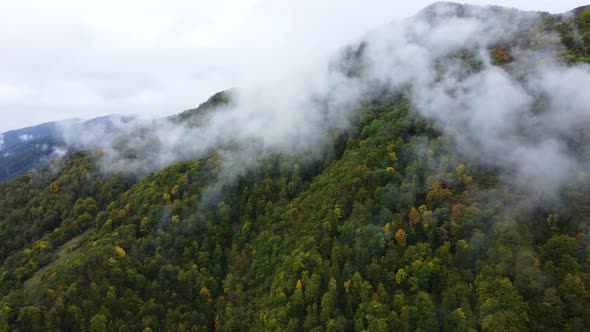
[
  {"x1": 1, "y1": 3, "x2": 590, "y2": 331},
  {"x1": 0, "y1": 122, "x2": 62, "y2": 183},
  {"x1": 0, "y1": 115, "x2": 135, "y2": 184}
]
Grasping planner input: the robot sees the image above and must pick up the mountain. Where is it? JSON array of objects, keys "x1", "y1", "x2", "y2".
[
  {"x1": 0, "y1": 122, "x2": 61, "y2": 183},
  {"x1": 0, "y1": 115, "x2": 135, "y2": 183},
  {"x1": 1, "y1": 3, "x2": 590, "y2": 331}
]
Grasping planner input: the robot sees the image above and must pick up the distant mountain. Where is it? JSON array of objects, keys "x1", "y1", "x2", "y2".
[
  {"x1": 0, "y1": 122, "x2": 61, "y2": 183},
  {"x1": 0, "y1": 121, "x2": 60, "y2": 149},
  {"x1": 0, "y1": 115, "x2": 135, "y2": 183},
  {"x1": 0, "y1": 90, "x2": 232, "y2": 183}
]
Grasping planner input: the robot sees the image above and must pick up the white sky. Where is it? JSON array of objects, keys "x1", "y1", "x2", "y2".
[{"x1": 0, "y1": 0, "x2": 586, "y2": 132}]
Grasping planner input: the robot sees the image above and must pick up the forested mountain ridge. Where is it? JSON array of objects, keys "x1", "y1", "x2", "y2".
[{"x1": 1, "y1": 3, "x2": 590, "y2": 331}]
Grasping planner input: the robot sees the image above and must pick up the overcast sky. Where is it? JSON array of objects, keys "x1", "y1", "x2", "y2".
[{"x1": 0, "y1": 0, "x2": 586, "y2": 132}]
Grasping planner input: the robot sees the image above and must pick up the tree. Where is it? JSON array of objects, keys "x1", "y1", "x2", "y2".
[
  {"x1": 17, "y1": 306, "x2": 42, "y2": 332},
  {"x1": 320, "y1": 279, "x2": 339, "y2": 324},
  {"x1": 395, "y1": 229, "x2": 407, "y2": 247},
  {"x1": 90, "y1": 313, "x2": 108, "y2": 332},
  {"x1": 476, "y1": 276, "x2": 529, "y2": 331}
]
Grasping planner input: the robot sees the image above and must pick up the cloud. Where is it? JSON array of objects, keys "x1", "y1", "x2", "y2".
[
  {"x1": 50, "y1": 146, "x2": 68, "y2": 159},
  {"x1": 57, "y1": 3, "x2": 590, "y2": 196},
  {"x1": 0, "y1": 0, "x2": 587, "y2": 133},
  {"x1": 361, "y1": 4, "x2": 590, "y2": 193},
  {"x1": 59, "y1": 115, "x2": 138, "y2": 149},
  {"x1": 0, "y1": 134, "x2": 4, "y2": 150},
  {"x1": 35, "y1": 143, "x2": 50, "y2": 151},
  {"x1": 18, "y1": 134, "x2": 35, "y2": 142}
]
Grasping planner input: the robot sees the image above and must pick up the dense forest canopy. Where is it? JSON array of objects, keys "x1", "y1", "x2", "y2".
[{"x1": 1, "y1": 3, "x2": 590, "y2": 331}]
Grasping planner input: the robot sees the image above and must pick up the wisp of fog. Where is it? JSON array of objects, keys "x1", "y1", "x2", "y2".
[{"x1": 60, "y1": 2, "x2": 590, "y2": 195}]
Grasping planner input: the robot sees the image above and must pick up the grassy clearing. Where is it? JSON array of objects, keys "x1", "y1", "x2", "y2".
[{"x1": 22, "y1": 229, "x2": 92, "y2": 290}]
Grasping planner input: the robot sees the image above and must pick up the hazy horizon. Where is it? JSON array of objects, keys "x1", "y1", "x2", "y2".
[{"x1": 0, "y1": 0, "x2": 588, "y2": 132}]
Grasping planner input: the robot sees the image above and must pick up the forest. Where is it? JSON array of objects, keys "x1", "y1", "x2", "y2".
[{"x1": 0, "y1": 3, "x2": 589, "y2": 332}]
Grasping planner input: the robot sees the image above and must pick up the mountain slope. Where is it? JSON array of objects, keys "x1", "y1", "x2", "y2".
[
  {"x1": 0, "y1": 3, "x2": 590, "y2": 331},
  {"x1": 0, "y1": 122, "x2": 62, "y2": 183},
  {"x1": 0, "y1": 115, "x2": 135, "y2": 183},
  {"x1": 1, "y1": 94, "x2": 588, "y2": 331}
]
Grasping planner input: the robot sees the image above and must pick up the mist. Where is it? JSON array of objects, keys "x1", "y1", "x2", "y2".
[{"x1": 61, "y1": 2, "x2": 590, "y2": 194}]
